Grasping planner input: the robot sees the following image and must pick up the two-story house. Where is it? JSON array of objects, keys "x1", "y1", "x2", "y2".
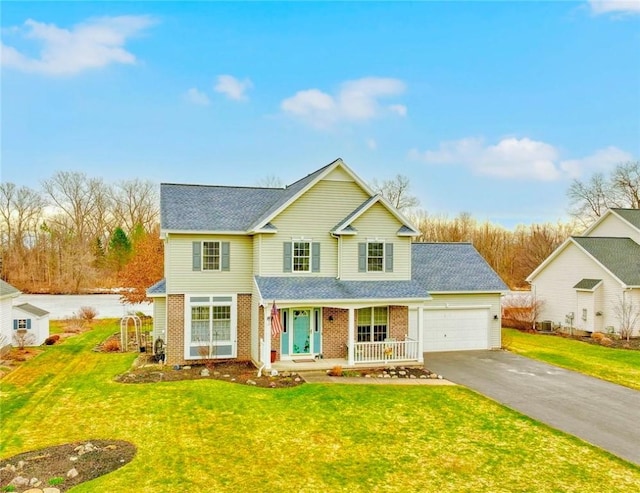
[
  {"x1": 527, "y1": 208, "x2": 640, "y2": 336},
  {"x1": 148, "y1": 159, "x2": 507, "y2": 369}
]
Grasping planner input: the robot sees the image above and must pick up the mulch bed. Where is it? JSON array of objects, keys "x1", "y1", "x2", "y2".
[
  {"x1": 0, "y1": 440, "x2": 136, "y2": 492},
  {"x1": 114, "y1": 359, "x2": 305, "y2": 388}
]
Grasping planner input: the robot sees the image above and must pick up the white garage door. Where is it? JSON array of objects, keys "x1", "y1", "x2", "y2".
[{"x1": 423, "y1": 308, "x2": 489, "y2": 352}]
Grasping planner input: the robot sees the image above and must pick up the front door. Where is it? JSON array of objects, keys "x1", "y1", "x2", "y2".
[{"x1": 292, "y1": 309, "x2": 311, "y2": 355}]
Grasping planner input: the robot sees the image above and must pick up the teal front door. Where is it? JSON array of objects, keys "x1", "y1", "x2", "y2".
[{"x1": 292, "y1": 310, "x2": 311, "y2": 355}]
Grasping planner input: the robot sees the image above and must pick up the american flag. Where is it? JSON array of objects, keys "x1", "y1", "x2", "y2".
[{"x1": 271, "y1": 302, "x2": 283, "y2": 337}]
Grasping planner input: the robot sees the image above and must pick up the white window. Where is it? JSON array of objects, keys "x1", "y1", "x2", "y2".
[
  {"x1": 202, "y1": 241, "x2": 220, "y2": 271},
  {"x1": 293, "y1": 241, "x2": 311, "y2": 272},
  {"x1": 357, "y1": 307, "x2": 388, "y2": 342},
  {"x1": 16, "y1": 319, "x2": 27, "y2": 330},
  {"x1": 582, "y1": 308, "x2": 587, "y2": 321},
  {"x1": 367, "y1": 242, "x2": 384, "y2": 272},
  {"x1": 185, "y1": 295, "x2": 237, "y2": 359}
]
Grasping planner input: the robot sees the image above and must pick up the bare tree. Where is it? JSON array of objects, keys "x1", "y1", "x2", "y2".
[
  {"x1": 371, "y1": 174, "x2": 420, "y2": 212},
  {"x1": 111, "y1": 179, "x2": 159, "y2": 233},
  {"x1": 255, "y1": 175, "x2": 284, "y2": 188},
  {"x1": 568, "y1": 161, "x2": 640, "y2": 227},
  {"x1": 611, "y1": 161, "x2": 640, "y2": 210},
  {"x1": 613, "y1": 295, "x2": 640, "y2": 341}
]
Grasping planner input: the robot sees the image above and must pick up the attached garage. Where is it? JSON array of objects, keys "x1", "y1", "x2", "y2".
[
  {"x1": 423, "y1": 307, "x2": 489, "y2": 352},
  {"x1": 412, "y1": 243, "x2": 508, "y2": 353}
]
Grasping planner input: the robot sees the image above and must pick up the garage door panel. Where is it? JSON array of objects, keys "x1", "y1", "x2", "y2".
[{"x1": 424, "y1": 308, "x2": 489, "y2": 352}]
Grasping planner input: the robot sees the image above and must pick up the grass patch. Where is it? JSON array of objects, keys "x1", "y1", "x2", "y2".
[
  {"x1": 1, "y1": 323, "x2": 639, "y2": 492},
  {"x1": 503, "y1": 328, "x2": 640, "y2": 390}
]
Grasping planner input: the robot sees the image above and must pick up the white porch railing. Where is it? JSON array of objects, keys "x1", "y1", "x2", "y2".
[{"x1": 353, "y1": 337, "x2": 419, "y2": 364}]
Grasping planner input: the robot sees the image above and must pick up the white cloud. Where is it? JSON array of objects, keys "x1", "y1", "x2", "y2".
[
  {"x1": 1, "y1": 16, "x2": 155, "y2": 76},
  {"x1": 281, "y1": 77, "x2": 406, "y2": 128},
  {"x1": 560, "y1": 146, "x2": 633, "y2": 178},
  {"x1": 184, "y1": 88, "x2": 210, "y2": 106},
  {"x1": 411, "y1": 137, "x2": 560, "y2": 181},
  {"x1": 411, "y1": 137, "x2": 634, "y2": 181},
  {"x1": 388, "y1": 104, "x2": 407, "y2": 116},
  {"x1": 589, "y1": 0, "x2": 640, "y2": 15},
  {"x1": 214, "y1": 74, "x2": 253, "y2": 101}
]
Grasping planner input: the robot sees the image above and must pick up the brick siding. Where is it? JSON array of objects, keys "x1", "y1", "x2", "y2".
[{"x1": 165, "y1": 293, "x2": 252, "y2": 366}]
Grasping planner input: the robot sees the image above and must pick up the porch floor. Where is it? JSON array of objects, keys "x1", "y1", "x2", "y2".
[{"x1": 271, "y1": 358, "x2": 424, "y2": 372}]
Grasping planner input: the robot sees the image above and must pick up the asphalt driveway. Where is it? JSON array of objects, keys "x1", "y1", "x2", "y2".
[{"x1": 425, "y1": 350, "x2": 640, "y2": 466}]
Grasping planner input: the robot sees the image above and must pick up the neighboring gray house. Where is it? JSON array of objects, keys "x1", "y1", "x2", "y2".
[
  {"x1": 148, "y1": 159, "x2": 507, "y2": 369},
  {"x1": 527, "y1": 208, "x2": 640, "y2": 336}
]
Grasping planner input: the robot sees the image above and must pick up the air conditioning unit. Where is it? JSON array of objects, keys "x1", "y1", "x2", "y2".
[{"x1": 539, "y1": 320, "x2": 552, "y2": 332}]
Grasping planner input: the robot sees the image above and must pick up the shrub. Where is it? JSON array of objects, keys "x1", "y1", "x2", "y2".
[
  {"x1": 44, "y1": 334, "x2": 61, "y2": 345},
  {"x1": 66, "y1": 315, "x2": 86, "y2": 332},
  {"x1": 328, "y1": 365, "x2": 343, "y2": 377},
  {"x1": 103, "y1": 339, "x2": 121, "y2": 352},
  {"x1": 78, "y1": 306, "x2": 98, "y2": 322},
  {"x1": 592, "y1": 332, "x2": 605, "y2": 342},
  {"x1": 600, "y1": 337, "x2": 613, "y2": 347}
]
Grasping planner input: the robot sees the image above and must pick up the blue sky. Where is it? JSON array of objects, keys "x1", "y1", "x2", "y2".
[{"x1": 2, "y1": 1, "x2": 639, "y2": 227}]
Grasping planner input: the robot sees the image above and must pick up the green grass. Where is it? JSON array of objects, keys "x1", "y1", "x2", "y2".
[
  {"x1": 1, "y1": 323, "x2": 639, "y2": 492},
  {"x1": 503, "y1": 328, "x2": 640, "y2": 390}
]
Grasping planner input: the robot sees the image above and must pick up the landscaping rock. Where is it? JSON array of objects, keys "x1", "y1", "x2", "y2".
[
  {"x1": 200, "y1": 368, "x2": 210, "y2": 376},
  {"x1": 67, "y1": 467, "x2": 79, "y2": 478}
]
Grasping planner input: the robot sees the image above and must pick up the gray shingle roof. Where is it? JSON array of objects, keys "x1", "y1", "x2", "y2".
[
  {"x1": 573, "y1": 236, "x2": 640, "y2": 286},
  {"x1": 161, "y1": 184, "x2": 283, "y2": 231},
  {"x1": 14, "y1": 303, "x2": 49, "y2": 317},
  {"x1": 161, "y1": 160, "x2": 340, "y2": 232},
  {"x1": 573, "y1": 278, "x2": 602, "y2": 290},
  {"x1": 411, "y1": 243, "x2": 508, "y2": 292},
  {"x1": 255, "y1": 276, "x2": 429, "y2": 302},
  {"x1": 147, "y1": 278, "x2": 166, "y2": 296},
  {"x1": 612, "y1": 208, "x2": 640, "y2": 231},
  {"x1": 0, "y1": 280, "x2": 20, "y2": 298}
]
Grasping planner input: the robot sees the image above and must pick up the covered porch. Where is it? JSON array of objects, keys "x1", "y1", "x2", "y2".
[{"x1": 255, "y1": 275, "x2": 430, "y2": 371}]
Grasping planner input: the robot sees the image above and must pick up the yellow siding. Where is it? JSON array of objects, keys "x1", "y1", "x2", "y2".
[
  {"x1": 426, "y1": 293, "x2": 503, "y2": 348},
  {"x1": 166, "y1": 234, "x2": 254, "y2": 293},
  {"x1": 259, "y1": 179, "x2": 370, "y2": 276},
  {"x1": 152, "y1": 298, "x2": 167, "y2": 341},
  {"x1": 589, "y1": 213, "x2": 640, "y2": 244},
  {"x1": 324, "y1": 165, "x2": 358, "y2": 182},
  {"x1": 532, "y1": 242, "x2": 625, "y2": 332},
  {"x1": 341, "y1": 202, "x2": 412, "y2": 280}
]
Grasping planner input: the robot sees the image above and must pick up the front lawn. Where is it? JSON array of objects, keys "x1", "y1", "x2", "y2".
[
  {"x1": 503, "y1": 328, "x2": 640, "y2": 391},
  {"x1": 1, "y1": 322, "x2": 639, "y2": 492}
]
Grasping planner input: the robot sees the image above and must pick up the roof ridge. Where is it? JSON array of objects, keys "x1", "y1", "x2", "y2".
[
  {"x1": 284, "y1": 159, "x2": 341, "y2": 188},
  {"x1": 161, "y1": 182, "x2": 283, "y2": 190}
]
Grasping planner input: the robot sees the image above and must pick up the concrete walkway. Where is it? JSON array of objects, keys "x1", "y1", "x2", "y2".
[
  {"x1": 425, "y1": 350, "x2": 640, "y2": 466},
  {"x1": 300, "y1": 370, "x2": 455, "y2": 385}
]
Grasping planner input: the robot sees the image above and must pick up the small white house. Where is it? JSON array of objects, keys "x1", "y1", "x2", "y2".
[
  {"x1": 12, "y1": 303, "x2": 50, "y2": 347},
  {"x1": 1, "y1": 280, "x2": 21, "y2": 352}
]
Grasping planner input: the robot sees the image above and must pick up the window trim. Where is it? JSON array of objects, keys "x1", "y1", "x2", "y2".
[
  {"x1": 201, "y1": 241, "x2": 221, "y2": 271},
  {"x1": 184, "y1": 294, "x2": 237, "y2": 360},
  {"x1": 356, "y1": 306, "x2": 389, "y2": 342},
  {"x1": 366, "y1": 241, "x2": 385, "y2": 273},
  {"x1": 292, "y1": 240, "x2": 311, "y2": 273},
  {"x1": 15, "y1": 319, "x2": 28, "y2": 330}
]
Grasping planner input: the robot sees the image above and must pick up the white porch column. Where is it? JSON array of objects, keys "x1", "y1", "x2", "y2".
[
  {"x1": 417, "y1": 305, "x2": 424, "y2": 364},
  {"x1": 264, "y1": 304, "x2": 272, "y2": 370},
  {"x1": 347, "y1": 307, "x2": 355, "y2": 366}
]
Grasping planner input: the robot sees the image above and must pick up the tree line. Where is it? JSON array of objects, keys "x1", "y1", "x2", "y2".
[
  {"x1": 1, "y1": 162, "x2": 637, "y2": 298},
  {"x1": 0, "y1": 171, "x2": 162, "y2": 300}
]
